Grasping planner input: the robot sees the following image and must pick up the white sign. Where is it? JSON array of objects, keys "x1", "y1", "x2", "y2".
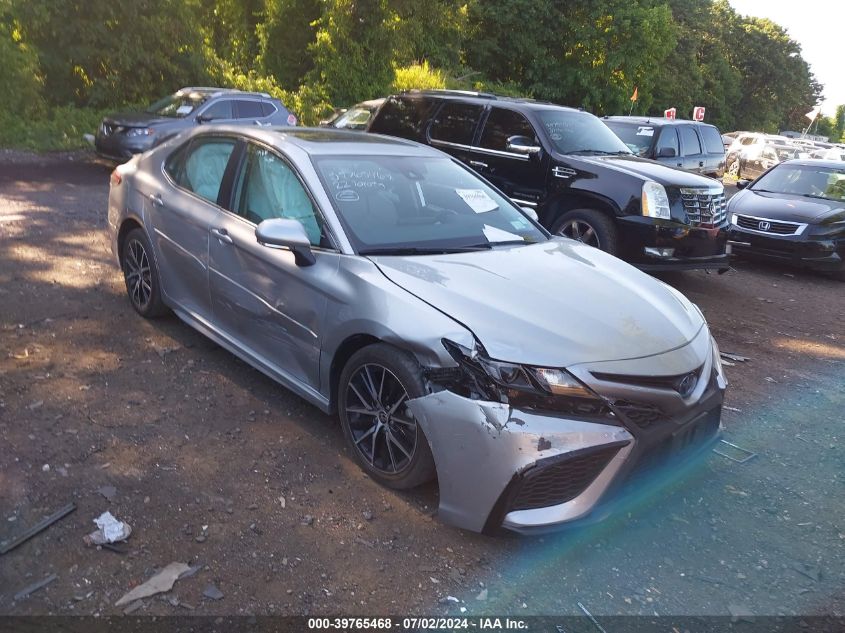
[
  {"x1": 693, "y1": 106, "x2": 706, "y2": 121},
  {"x1": 664, "y1": 107, "x2": 676, "y2": 120},
  {"x1": 456, "y1": 189, "x2": 498, "y2": 213}
]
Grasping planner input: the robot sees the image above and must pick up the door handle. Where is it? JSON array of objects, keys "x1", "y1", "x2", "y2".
[
  {"x1": 210, "y1": 228, "x2": 234, "y2": 245},
  {"x1": 699, "y1": 161, "x2": 705, "y2": 167},
  {"x1": 148, "y1": 193, "x2": 164, "y2": 207},
  {"x1": 468, "y1": 160, "x2": 488, "y2": 169}
]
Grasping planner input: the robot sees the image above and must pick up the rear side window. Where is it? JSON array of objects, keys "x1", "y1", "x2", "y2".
[
  {"x1": 173, "y1": 137, "x2": 237, "y2": 203},
  {"x1": 740, "y1": 136, "x2": 755, "y2": 146},
  {"x1": 370, "y1": 97, "x2": 434, "y2": 139},
  {"x1": 429, "y1": 102, "x2": 484, "y2": 146},
  {"x1": 699, "y1": 125, "x2": 725, "y2": 154},
  {"x1": 679, "y1": 125, "x2": 702, "y2": 156},
  {"x1": 236, "y1": 100, "x2": 264, "y2": 119},
  {"x1": 260, "y1": 102, "x2": 278, "y2": 117},
  {"x1": 479, "y1": 108, "x2": 537, "y2": 152}
]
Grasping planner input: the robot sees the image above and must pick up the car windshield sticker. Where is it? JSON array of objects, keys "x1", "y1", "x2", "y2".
[
  {"x1": 510, "y1": 218, "x2": 531, "y2": 230},
  {"x1": 636, "y1": 126, "x2": 655, "y2": 136},
  {"x1": 456, "y1": 189, "x2": 498, "y2": 213},
  {"x1": 482, "y1": 224, "x2": 524, "y2": 243},
  {"x1": 176, "y1": 104, "x2": 195, "y2": 115}
]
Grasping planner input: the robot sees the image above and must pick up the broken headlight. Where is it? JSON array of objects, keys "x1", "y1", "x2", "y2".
[{"x1": 438, "y1": 339, "x2": 610, "y2": 417}]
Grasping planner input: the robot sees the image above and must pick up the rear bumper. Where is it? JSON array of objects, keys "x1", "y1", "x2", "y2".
[
  {"x1": 619, "y1": 216, "x2": 731, "y2": 272},
  {"x1": 728, "y1": 228, "x2": 845, "y2": 273}
]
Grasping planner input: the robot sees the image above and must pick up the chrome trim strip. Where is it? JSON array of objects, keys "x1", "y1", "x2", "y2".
[
  {"x1": 209, "y1": 267, "x2": 318, "y2": 339},
  {"x1": 429, "y1": 139, "x2": 473, "y2": 152},
  {"x1": 730, "y1": 213, "x2": 808, "y2": 236},
  {"x1": 511, "y1": 198, "x2": 538, "y2": 208},
  {"x1": 468, "y1": 146, "x2": 530, "y2": 161},
  {"x1": 153, "y1": 228, "x2": 207, "y2": 270}
]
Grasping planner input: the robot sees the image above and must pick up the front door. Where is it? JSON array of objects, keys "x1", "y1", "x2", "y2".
[
  {"x1": 468, "y1": 106, "x2": 548, "y2": 211},
  {"x1": 208, "y1": 142, "x2": 336, "y2": 391},
  {"x1": 144, "y1": 135, "x2": 238, "y2": 317}
]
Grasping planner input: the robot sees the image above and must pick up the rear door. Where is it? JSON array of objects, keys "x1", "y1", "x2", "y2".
[
  {"x1": 469, "y1": 106, "x2": 547, "y2": 210},
  {"x1": 698, "y1": 124, "x2": 726, "y2": 176},
  {"x1": 678, "y1": 124, "x2": 706, "y2": 174},
  {"x1": 208, "y1": 141, "x2": 337, "y2": 391},
  {"x1": 146, "y1": 135, "x2": 239, "y2": 318},
  {"x1": 426, "y1": 101, "x2": 485, "y2": 165}
]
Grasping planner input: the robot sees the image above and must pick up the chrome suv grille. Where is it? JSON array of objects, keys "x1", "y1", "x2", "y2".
[
  {"x1": 100, "y1": 122, "x2": 114, "y2": 136},
  {"x1": 680, "y1": 187, "x2": 727, "y2": 226},
  {"x1": 734, "y1": 214, "x2": 803, "y2": 235}
]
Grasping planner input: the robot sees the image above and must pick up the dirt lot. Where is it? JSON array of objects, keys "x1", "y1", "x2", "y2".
[{"x1": 1, "y1": 152, "x2": 843, "y2": 618}]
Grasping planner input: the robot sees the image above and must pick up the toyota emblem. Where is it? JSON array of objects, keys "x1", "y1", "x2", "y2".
[{"x1": 677, "y1": 372, "x2": 698, "y2": 398}]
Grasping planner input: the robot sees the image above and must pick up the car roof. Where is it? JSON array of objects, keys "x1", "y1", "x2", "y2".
[
  {"x1": 192, "y1": 126, "x2": 444, "y2": 157},
  {"x1": 175, "y1": 86, "x2": 274, "y2": 100},
  {"x1": 394, "y1": 89, "x2": 580, "y2": 113},
  {"x1": 603, "y1": 116, "x2": 716, "y2": 127},
  {"x1": 779, "y1": 158, "x2": 845, "y2": 169}
]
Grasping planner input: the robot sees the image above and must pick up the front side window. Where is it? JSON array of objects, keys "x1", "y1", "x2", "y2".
[
  {"x1": 312, "y1": 155, "x2": 547, "y2": 253},
  {"x1": 233, "y1": 144, "x2": 324, "y2": 246},
  {"x1": 429, "y1": 102, "x2": 484, "y2": 146},
  {"x1": 655, "y1": 127, "x2": 679, "y2": 156},
  {"x1": 536, "y1": 109, "x2": 631, "y2": 155},
  {"x1": 175, "y1": 137, "x2": 237, "y2": 203},
  {"x1": 479, "y1": 108, "x2": 538, "y2": 152},
  {"x1": 679, "y1": 126, "x2": 703, "y2": 156}
]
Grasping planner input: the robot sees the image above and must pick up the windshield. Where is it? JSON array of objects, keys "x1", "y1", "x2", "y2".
[
  {"x1": 147, "y1": 93, "x2": 209, "y2": 118},
  {"x1": 537, "y1": 109, "x2": 632, "y2": 155},
  {"x1": 312, "y1": 155, "x2": 547, "y2": 253},
  {"x1": 751, "y1": 164, "x2": 845, "y2": 201},
  {"x1": 603, "y1": 121, "x2": 655, "y2": 156},
  {"x1": 331, "y1": 107, "x2": 373, "y2": 130}
]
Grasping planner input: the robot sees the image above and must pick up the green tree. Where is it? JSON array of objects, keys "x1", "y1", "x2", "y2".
[
  {"x1": 390, "y1": 0, "x2": 466, "y2": 70},
  {"x1": 259, "y1": 0, "x2": 321, "y2": 90},
  {"x1": 0, "y1": 0, "x2": 44, "y2": 116},
  {"x1": 15, "y1": 0, "x2": 211, "y2": 108},
  {"x1": 307, "y1": 0, "x2": 394, "y2": 105},
  {"x1": 200, "y1": 0, "x2": 264, "y2": 69}
]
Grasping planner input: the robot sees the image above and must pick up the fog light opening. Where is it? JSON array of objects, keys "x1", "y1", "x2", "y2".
[{"x1": 644, "y1": 247, "x2": 676, "y2": 258}]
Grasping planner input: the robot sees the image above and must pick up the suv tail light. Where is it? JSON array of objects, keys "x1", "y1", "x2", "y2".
[{"x1": 110, "y1": 169, "x2": 122, "y2": 186}]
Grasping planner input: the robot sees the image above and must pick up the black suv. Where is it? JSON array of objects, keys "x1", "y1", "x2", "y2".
[
  {"x1": 603, "y1": 116, "x2": 726, "y2": 178},
  {"x1": 368, "y1": 91, "x2": 729, "y2": 272}
]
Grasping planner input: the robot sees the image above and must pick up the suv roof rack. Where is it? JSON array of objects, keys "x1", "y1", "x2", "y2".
[{"x1": 409, "y1": 89, "x2": 498, "y2": 100}]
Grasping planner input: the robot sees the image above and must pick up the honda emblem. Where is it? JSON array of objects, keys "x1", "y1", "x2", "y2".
[{"x1": 758, "y1": 220, "x2": 771, "y2": 231}]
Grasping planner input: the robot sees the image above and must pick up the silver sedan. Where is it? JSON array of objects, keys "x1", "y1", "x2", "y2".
[{"x1": 107, "y1": 126, "x2": 726, "y2": 534}]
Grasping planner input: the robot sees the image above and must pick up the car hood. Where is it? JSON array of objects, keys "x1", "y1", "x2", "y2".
[
  {"x1": 728, "y1": 188, "x2": 845, "y2": 223},
  {"x1": 371, "y1": 239, "x2": 704, "y2": 368},
  {"x1": 103, "y1": 111, "x2": 172, "y2": 128},
  {"x1": 564, "y1": 154, "x2": 719, "y2": 187}
]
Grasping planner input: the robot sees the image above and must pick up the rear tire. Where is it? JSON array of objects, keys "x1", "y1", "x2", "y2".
[
  {"x1": 338, "y1": 343, "x2": 436, "y2": 489},
  {"x1": 551, "y1": 208, "x2": 618, "y2": 255},
  {"x1": 120, "y1": 227, "x2": 168, "y2": 318}
]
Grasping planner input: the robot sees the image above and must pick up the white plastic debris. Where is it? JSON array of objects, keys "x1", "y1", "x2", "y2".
[
  {"x1": 115, "y1": 562, "x2": 190, "y2": 606},
  {"x1": 84, "y1": 511, "x2": 131, "y2": 545}
]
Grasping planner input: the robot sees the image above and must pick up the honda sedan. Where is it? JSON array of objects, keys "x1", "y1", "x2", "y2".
[{"x1": 107, "y1": 127, "x2": 726, "y2": 534}]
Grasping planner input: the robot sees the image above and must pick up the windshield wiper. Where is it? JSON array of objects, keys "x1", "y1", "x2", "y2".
[
  {"x1": 359, "y1": 245, "x2": 492, "y2": 256},
  {"x1": 565, "y1": 149, "x2": 631, "y2": 156}
]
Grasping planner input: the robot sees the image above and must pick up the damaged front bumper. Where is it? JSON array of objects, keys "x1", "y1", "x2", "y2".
[{"x1": 408, "y1": 330, "x2": 725, "y2": 535}]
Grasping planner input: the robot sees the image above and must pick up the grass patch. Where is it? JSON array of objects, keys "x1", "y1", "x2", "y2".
[{"x1": 0, "y1": 106, "x2": 111, "y2": 152}]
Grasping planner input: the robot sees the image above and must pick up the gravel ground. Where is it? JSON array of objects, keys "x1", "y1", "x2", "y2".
[{"x1": 0, "y1": 152, "x2": 842, "y2": 618}]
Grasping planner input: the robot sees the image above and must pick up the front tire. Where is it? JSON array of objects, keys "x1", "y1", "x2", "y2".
[
  {"x1": 338, "y1": 343, "x2": 436, "y2": 489},
  {"x1": 552, "y1": 208, "x2": 618, "y2": 255},
  {"x1": 121, "y1": 227, "x2": 168, "y2": 318},
  {"x1": 727, "y1": 159, "x2": 740, "y2": 178}
]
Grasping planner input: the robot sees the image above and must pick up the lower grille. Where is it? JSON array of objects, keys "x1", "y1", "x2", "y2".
[
  {"x1": 735, "y1": 214, "x2": 802, "y2": 235},
  {"x1": 509, "y1": 444, "x2": 623, "y2": 511},
  {"x1": 680, "y1": 187, "x2": 727, "y2": 226},
  {"x1": 612, "y1": 400, "x2": 667, "y2": 430}
]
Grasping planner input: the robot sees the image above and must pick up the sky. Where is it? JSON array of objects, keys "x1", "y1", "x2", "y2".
[{"x1": 728, "y1": 0, "x2": 844, "y2": 116}]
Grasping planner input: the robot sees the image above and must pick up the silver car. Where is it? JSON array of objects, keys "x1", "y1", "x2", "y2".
[{"x1": 107, "y1": 126, "x2": 726, "y2": 534}]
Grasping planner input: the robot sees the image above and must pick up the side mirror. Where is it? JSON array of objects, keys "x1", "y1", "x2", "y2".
[
  {"x1": 255, "y1": 218, "x2": 316, "y2": 266},
  {"x1": 657, "y1": 147, "x2": 677, "y2": 158},
  {"x1": 506, "y1": 135, "x2": 541, "y2": 156},
  {"x1": 195, "y1": 114, "x2": 212, "y2": 124},
  {"x1": 520, "y1": 206, "x2": 539, "y2": 222},
  {"x1": 735, "y1": 179, "x2": 751, "y2": 190}
]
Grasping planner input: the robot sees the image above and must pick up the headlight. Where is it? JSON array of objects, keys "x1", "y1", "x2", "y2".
[
  {"x1": 642, "y1": 181, "x2": 671, "y2": 220},
  {"x1": 440, "y1": 339, "x2": 605, "y2": 410},
  {"x1": 124, "y1": 127, "x2": 155, "y2": 137}
]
